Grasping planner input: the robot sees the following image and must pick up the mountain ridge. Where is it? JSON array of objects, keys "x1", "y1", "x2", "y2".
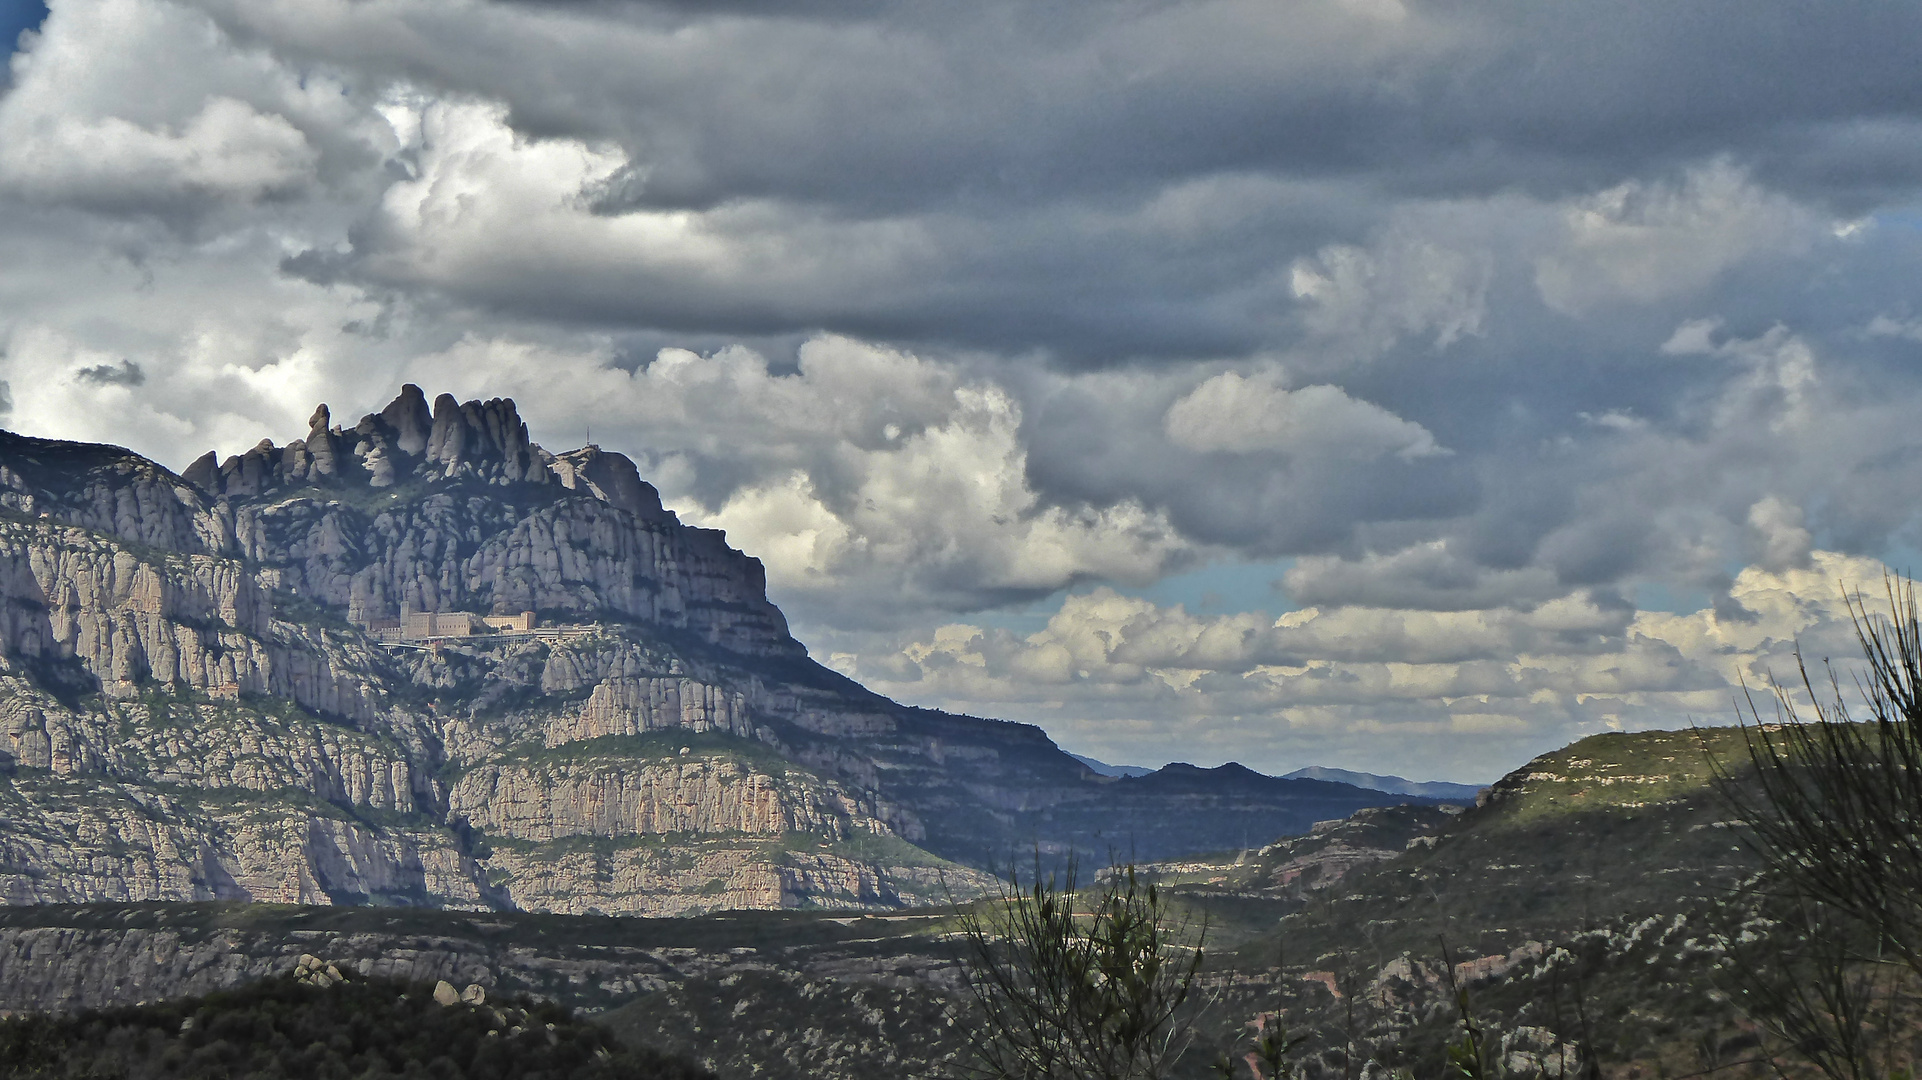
[
  {"x1": 1075, "y1": 754, "x2": 1485, "y2": 800},
  {"x1": 1281, "y1": 765, "x2": 1484, "y2": 800}
]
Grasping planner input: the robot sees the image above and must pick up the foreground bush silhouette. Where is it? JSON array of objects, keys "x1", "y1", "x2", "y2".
[
  {"x1": 955, "y1": 860, "x2": 1207, "y2": 1080},
  {"x1": 1712, "y1": 577, "x2": 1922, "y2": 1080},
  {"x1": 0, "y1": 971, "x2": 713, "y2": 1080},
  {"x1": 1722, "y1": 579, "x2": 1922, "y2": 973}
]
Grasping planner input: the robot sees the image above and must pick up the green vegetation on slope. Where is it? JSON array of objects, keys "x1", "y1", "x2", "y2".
[
  {"x1": 1478, "y1": 726, "x2": 1755, "y2": 825},
  {"x1": 1222, "y1": 726, "x2": 1759, "y2": 970},
  {"x1": 0, "y1": 971, "x2": 712, "y2": 1080},
  {"x1": 601, "y1": 970, "x2": 971, "y2": 1080},
  {"x1": 0, "y1": 899, "x2": 957, "y2": 956}
]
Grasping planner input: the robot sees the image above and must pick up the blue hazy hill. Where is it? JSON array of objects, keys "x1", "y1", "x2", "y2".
[{"x1": 1282, "y1": 765, "x2": 1482, "y2": 801}]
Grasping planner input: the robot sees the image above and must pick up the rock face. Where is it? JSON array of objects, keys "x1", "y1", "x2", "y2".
[
  {"x1": 0, "y1": 387, "x2": 1421, "y2": 916},
  {"x1": 449, "y1": 756, "x2": 882, "y2": 841}
]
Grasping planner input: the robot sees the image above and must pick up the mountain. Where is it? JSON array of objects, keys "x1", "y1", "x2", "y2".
[
  {"x1": 0, "y1": 388, "x2": 1427, "y2": 915},
  {"x1": 1068, "y1": 753, "x2": 1155, "y2": 778},
  {"x1": 1281, "y1": 765, "x2": 1483, "y2": 801},
  {"x1": 1011, "y1": 762, "x2": 1456, "y2": 861}
]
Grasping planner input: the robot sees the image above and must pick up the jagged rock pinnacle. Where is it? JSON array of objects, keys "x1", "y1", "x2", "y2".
[
  {"x1": 194, "y1": 389, "x2": 578, "y2": 496},
  {"x1": 378, "y1": 384, "x2": 432, "y2": 456},
  {"x1": 306, "y1": 404, "x2": 340, "y2": 478}
]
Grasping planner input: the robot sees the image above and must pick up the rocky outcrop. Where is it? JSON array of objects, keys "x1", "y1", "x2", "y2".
[
  {"x1": 1136, "y1": 802, "x2": 1463, "y2": 899},
  {"x1": 221, "y1": 473, "x2": 794, "y2": 657},
  {"x1": 0, "y1": 725, "x2": 489, "y2": 908},
  {"x1": 17, "y1": 386, "x2": 796, "y2": 657},
  {"x1": 0, "y1": 431, "x2": 222, "y2": 556},
  {"x1": 450, "y1": 754, "x2": 884, "y2": 841},
  {"x1": 550, "y1": 446, "x2": 663, "y2": 520},
  {"x1": 0, "y1": 676, "x2": 425, "y2": 810},
  {"x1": 199, "y1": 392, "x2": 553, "y2": 497},
  {"x1": 538, "y1": 641, "x2": 758, "y2": 741},
  {"x1": 1252, "y1": 803, "x2": 1462, "y2": 894},
  {"x1": 0, "y1": 519, "x2": 380, "y2": 716},
  {"x1": 553, "y1": 675, "x2": 754, "y2": 742},
  {"x1": 477, "y1": 839, "x2": 975, "y2": 917},
  {"x1": 603, "y1": 967, "x2": 974, "y2": 1080}
]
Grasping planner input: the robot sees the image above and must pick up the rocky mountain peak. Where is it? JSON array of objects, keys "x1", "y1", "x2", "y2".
[
  {"x1": 421, "y1": 393, "x2": 545, "y2": 484},
  {"x1": 551, "y1": 445, "x2": 664, "y2": 521},
  {"x1": 185, "y1": 387, "x2": 589, "y2": 497}
]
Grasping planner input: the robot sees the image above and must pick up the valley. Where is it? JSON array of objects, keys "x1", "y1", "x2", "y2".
[{"x1": 0, "y1": 722, "x2": 1773, "y2": 1079}]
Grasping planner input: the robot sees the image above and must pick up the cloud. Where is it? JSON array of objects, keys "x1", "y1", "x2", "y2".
[
  {"x1": 2, "y1": 0, "x2": 1922, "y2": 779},
  {"x1": 1163, "y1": 370, "x2": 1443, "y2": 460},
  {"x1": 1290, "y1": 230, "x2": 1491, "y2": 360},
  {"x1": 0, "y1": 94, "x2": 315, "y2": 208},
  {"x1": 333, "y1": 97, "x2": 943, "y2": 333},
  {"x1": 1867, "y1": 315, "x2": 1922, "y2": 343},
  {"x1": 0, "y1": 0, "x2": 340, "y2": 219},
  {"x1": 1747, "y1": 495, "x2": 1813, "y2": 573},
  {"x1": 1282, "y1": 543, "x2": 1564, "y2": 612},
  {"x1": 1534, "y1": 162, "x2": 1820, "y2": 314},
  {"x1": 1659, "y1": 319, "x2": 1819, "y2": 431},
  {"x1": 73, "y1": 359, "x2": 144, "y2": 386},
  {"x1": 855, "y1": 551, "x2": 1893, "y2": 781}
]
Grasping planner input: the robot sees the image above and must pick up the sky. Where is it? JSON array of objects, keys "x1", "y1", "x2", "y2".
[{"x1": 3, "y1": 0, "x2": 1922, "y2": 782}]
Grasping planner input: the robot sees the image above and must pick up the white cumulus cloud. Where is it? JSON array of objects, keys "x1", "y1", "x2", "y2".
[
  {"x1": 1163, "y1": 370, "x2": 1443, "y2": 460},
  {"x1": 857, "y1": 551, "x2": 1895, "y2": 782},
  {"x1": 1535, "y1": 161, "x2": 1823, "y2": 314}
]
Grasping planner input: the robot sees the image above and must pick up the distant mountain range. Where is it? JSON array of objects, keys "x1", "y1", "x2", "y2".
[
  {"x1": 1072, "y1": 755, "x2": 1483, "y2": 801},
  {"x1": 1281, "y1": 766, "x2": 1485, "y2": 801},
  {"x1": 1068, "y1": 753, "x2": 1156, "y2": 778}
]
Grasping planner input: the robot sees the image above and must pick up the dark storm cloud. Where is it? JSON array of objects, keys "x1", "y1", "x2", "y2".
[
  {"x1": 204, "y1": 0, "x2": 1922, "y2": 211},
  {"x1": 73, "y1": 358, "x2": 144, "y2": 386},
  {"x1": 180, "y1": 0, "x2": 1922, "y2": 362},
  {"x1": 1016, "y1": 368, "x2": 1480, "y2": 558}
]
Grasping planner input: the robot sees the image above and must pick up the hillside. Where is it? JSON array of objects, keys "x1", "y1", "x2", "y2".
[
  {"x1": 1101, "y1": 725, "x2": 1764, "y2": 980},
  {"x1": 0, "y1": 387, "x2": 1421, "y2": 915},
  {"x1": 1177, "y1": 726, "x2": 1774, "y2": 1079},
  {"x1": 0, "y1": 724, "x2": 1783, "y2": 1079}
]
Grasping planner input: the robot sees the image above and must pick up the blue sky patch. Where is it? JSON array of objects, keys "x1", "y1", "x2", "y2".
[{"x1": 0, "y1": 0, "x2": 46, "y2": 57}]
